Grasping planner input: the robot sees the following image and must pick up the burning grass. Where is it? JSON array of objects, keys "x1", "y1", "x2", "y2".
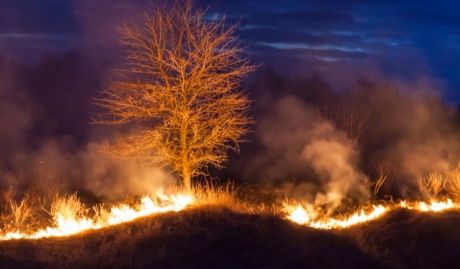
[
  {"x1": 0, "y1": 205, "x2": 390, "y2": 269},
  {"x1": 281, "y1": 166, "x2": 460, "y2": 229},
  {"x1": 0, "y1": 169, "x2": 460, "y2": 267},
  {"x1": 2, "y1": 201, "x2": 460, "y2": 269},
  {"x1": 0, "y1": 180, "x2": 267, "y2": 240},
  {"x1": 1, "y1": 176, "x2": 460, "y2": 268},
  {"x1": 0, "y1": 191, "x2": 193, "y2": 240},
  {"x1": 3, "y1": 169, "x2": 460, "y2": 240}
]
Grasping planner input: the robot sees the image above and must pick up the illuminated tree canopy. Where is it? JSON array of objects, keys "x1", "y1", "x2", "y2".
[{"x1": 94, "y1": 0, "x2": 256, "y2": 190}]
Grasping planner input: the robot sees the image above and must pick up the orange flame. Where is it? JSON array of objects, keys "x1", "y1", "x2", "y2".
[
  {"x1": 2, "y1": 188, "x2": 460, "y2": 241},
  {"x1": 1, "y1": 194, "x2": 193, "y2": 240},
  {"x1": 284, "y1": 199, "x2": 460, "y2": 229}
]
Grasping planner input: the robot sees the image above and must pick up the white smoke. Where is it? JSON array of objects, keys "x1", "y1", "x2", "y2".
[{"x1": 248, "y1": 95, "x2": 369, "y2": 207}]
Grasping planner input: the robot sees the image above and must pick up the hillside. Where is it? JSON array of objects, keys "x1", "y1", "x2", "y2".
[
  {"x1": 1, "y1": 205, "x2": 459, "y2": 269},
  {"x1": 344, "y1": 208, "x2": 460, "y2": 269}
]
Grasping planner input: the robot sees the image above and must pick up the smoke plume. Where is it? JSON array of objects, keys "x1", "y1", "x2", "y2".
[
  {"x1": 239, "y1": 69, "x2": 460, "y2": 201},
  {"x1": 246, "y1": 95, "x2": 369, "y2": 206}
]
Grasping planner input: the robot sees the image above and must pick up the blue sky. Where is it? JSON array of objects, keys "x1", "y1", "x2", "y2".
[{"x1": 1, "y1": 0, "x2": 460, "y2": 102}]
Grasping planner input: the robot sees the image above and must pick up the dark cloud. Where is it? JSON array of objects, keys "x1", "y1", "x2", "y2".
[
  {"x1": 237, "y1": 27, "x2": 325, "y2": 44},
  {"x1": 264, "y1": 10, "x2": 355, "y2": 25}
]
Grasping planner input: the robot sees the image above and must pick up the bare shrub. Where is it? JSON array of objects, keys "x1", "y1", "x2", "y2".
[
  {"x1": 446, "y1": 166, "x2": 460, "y2": 201},
  {"x1": 417, "y1": 172, "x2": 447, "y2": 198}
]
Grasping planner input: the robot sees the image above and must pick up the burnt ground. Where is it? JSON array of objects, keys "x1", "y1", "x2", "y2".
[{"x1": 0, "y1": 205, "x2": 459, "y2": 269}]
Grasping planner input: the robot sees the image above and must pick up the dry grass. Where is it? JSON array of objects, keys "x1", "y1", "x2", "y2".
[
  {"x1": 0, "y1": 190, "x2": 47, "y2": 235},
  {"x1": 191, "y1": 181, "x2": 237, "y2": 207},
  {"x1": 365, "y1": 174, "x2": 387, "y2": 197},
  {"x1": 373, "y1": 175, "x2": 387, "y2": 196},
  {"x1": 190, "y1": 180, "x2": 276, "y2": 215},
  {"x1": 446, "y1": 166, "x2": 460, "y2": 201},
  {"x1": 2, "y1": 180, "x2": 460, "y2": 268},
  {"x1": 417, "y1": 173, "x2": 447, "y2": 199},
  {"x1": 9, "y1": 198, "x2": 34, "y2": 231},
  {"x1": 0, "y1": 180, "x2": 275, "y2": 240},
  {"x1": 0, "y1": 203, "x2": 394, "y2": 269},
  {"x1": 415, "y1": 166, "x2": 460, "y2": 202}
]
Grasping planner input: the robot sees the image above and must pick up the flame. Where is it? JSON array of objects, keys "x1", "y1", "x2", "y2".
[
  {"x1": 283, "y1": 204, "x2": 315, "y2": 225},
  {"x1": 106, "y1": 194, "x2": 192, "y2": 225},
  {"x1": 400, "y1": 199, "x2": 458, "y2": 212},
  {"x1": 1, "y1": 193, "x2": 193, "y2": 240},
  {"x1": 283, "y1": 203, "x2": 388, "y2": 229},
  {"x1": 308, "y1": 205, "x2": 387, "y2": 229},
  {"x1": 2, "y1": 187, "x2": 460, "y2": 241},
  {"x1": 284, "y1": 199, "x2": 460, "y2": 229}
]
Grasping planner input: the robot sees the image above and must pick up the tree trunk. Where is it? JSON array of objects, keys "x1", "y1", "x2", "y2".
[{"x1": 182, "y1": 164, "x2": 191, "y2": 192}]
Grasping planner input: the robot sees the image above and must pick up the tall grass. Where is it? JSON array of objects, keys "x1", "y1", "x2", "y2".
[
  {"x1": 417, "y1": 173, "x2": 447, "y2": 199},
  {"x1": 447, "y1": 166, "x2": 460, "y2": 201},
  {"x1": 190, "y1": 180, "x2": 276, "y2": 214},
  {"x1": 0, "y1": 190, "x2": 46, "y2": 234},
  {"x1": 416, "y1": 166, "x2": 460, "y2": 201},
  {"x1": 191, "y1": 180, "x2": 236, "y2": 206}
]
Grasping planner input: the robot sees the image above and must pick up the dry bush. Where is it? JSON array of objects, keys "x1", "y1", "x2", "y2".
[
  {"x1": 8, "y1": 198, "x2": 33, "y2": 231},
  {"x1": 417, "y1": 173, "x2": 447, "y2": 199},
  {"x1": 0, "y1": 188, "x2": 15, "y2": 229},
  {"x1": 446, "y1": 166, "x2": 460, "y2": 201},
  {"x1": 0, "y1": 190, "x2": 46, "y2": 234},
  {"x1": 0, "y1": 188, "x2": 14, "y2": 212}
]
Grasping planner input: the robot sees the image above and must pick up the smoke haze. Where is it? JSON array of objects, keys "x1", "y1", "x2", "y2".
[
  {"x1": 238, "y1": 71, "x2": 460, "y2": 202},
  {"x1": 1, "y1": 2, "x2": 460, "y2": 205}
]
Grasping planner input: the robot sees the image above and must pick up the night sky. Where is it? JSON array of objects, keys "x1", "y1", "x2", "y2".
[
  {"x1": 0, "y1": 0, "x2": 460, "y2": 135},
  {"x1": 1, "y1": 0, "x2": 460, "y2": 102},
  {"x1": 2, "y1": 0, "x2": 460, "y2": 210}
]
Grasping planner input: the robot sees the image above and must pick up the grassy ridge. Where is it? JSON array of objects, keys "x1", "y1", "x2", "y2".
[
  {"x1": 0, "y1": 205, "x2": 389, "y2": 269},
  {"x1": 1, "y1": 179, "x2": 460, "y2": 269},
  {"x1": 343, "y1": 208, "x2": 460, "y2": 269},
  {"x1": 1, "y1": 204, "x2": 460, "y2": 268}
]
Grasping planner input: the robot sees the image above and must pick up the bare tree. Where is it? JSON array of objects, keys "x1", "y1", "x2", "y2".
[{"x1": 93, "y1": 0, "x2": 256, "y2": 191}]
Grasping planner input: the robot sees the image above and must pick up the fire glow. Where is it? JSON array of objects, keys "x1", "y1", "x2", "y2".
[
  {"x1": 2, "y1": 190, "x2": 460, "y2": 241},
  {"x1": 1, "y1": 193, "x2": 193, "y2": 240},
  {"x1": 284, "y1": 199, "x2": 460, "y2": 229}
]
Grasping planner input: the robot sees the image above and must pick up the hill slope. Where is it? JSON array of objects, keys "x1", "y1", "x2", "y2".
[
  {"x1": 344, "y1": 208, "x2": 460, "y2": 269},
  {"x1": 0, "y1": 206, "x2": 459, "y2": 269}
]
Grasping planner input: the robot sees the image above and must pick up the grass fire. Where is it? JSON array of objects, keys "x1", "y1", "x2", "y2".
[
  {"x1": 2, "y1": 1, "x2": 460, "y2": 269},
  {"x1": 2, "y1": 170, "x2": 460, "y2": 268}
]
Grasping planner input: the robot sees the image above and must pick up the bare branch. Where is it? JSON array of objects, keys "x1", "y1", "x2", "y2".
[{"x1": 93, "y1": 0, "x2": 256, "y2": 191}]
